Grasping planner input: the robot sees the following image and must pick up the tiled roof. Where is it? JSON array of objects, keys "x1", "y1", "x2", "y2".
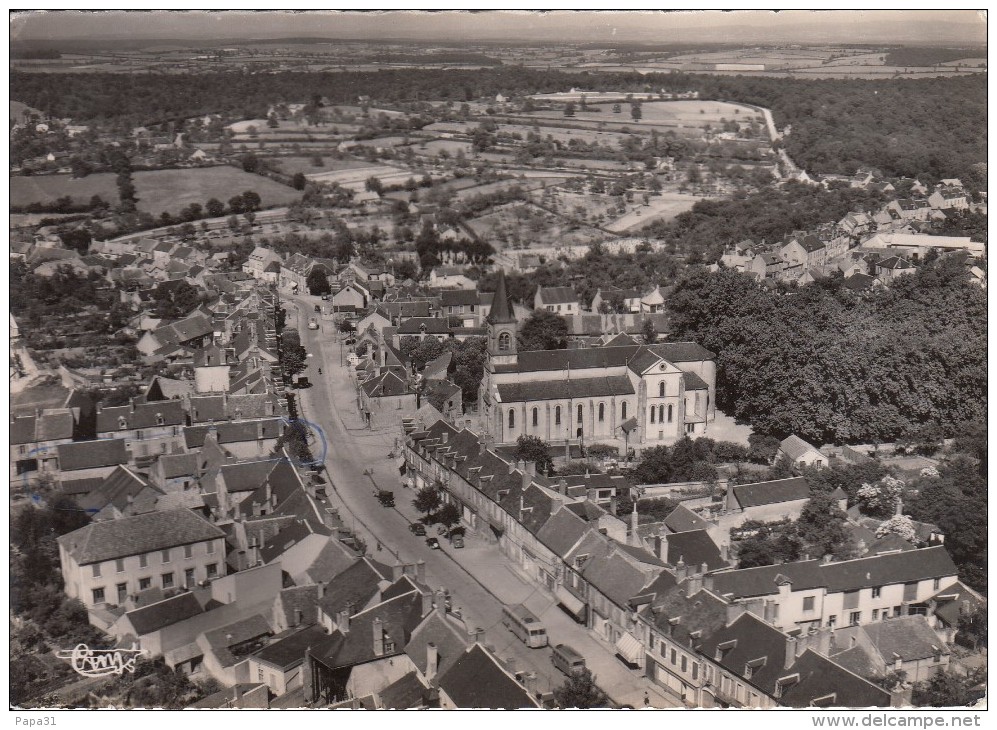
[
  {"x1": 378, "y1": 671, "x2": 426, "y2": 709},
  {"x1": 397, "y1": 317, "x2": 451, "y2": 335},
  {"x1": 57, "y1": 439, "x2": 129, "y2": 471},
  {"x1": 536, "y1": 507, "x2": 588, "y2": 558},
  {"x1": 76, "y1": 466, "x2": 161, "y2": 515},
  {"x1": 36, "y1": 409, "x2": 76, "y2": 441},
  {"x1": 361, "y1": 371, "x2": 411, "y2": 398},
  {"x1": 780, "y1": 649, "x2": 891, "y2": 708},
  {"x1": 536, "y1": 286, "x2": 578, "y2": 305},
  {"x1": 708, "y1": 560, "x2": 824, "y2": 600},
  {"x1": 253, "y1": 624, "x2": 328, "y2": 670},
  {"x1": 440, "y1": 289, "x2": 479, "y2": 307},
  {"x1": 58, "y1": 508, "x2": 224, "y2": 565},
  {"x1": 664, "y1": 504, "x2": 710, "y2": 533},
  {"x1": 860, "y1": 615, "x2": 948, "y2": 662},
  {"x1": 732, "y1": 477, "x2": 810, "y2": 509},
  {"x1": 496, "y1": 342, "x2": 713, "y2": 375},
  {"x1": 97, "y1": 400, "x2": 185, "y2": 433},
  {"x1": 819, "y1": 546, "x2": 957, "y2": 592},
  {"x1": 683, "y1": 371, "x2": 709, "y2": 391},
  {"x1": 313, "y1": 592, "x2": 424, "y2": 670},
  {"x1": 496, "y1": 375, "x2": 634, "y2": 403},
  {"x1": 202, "y1": 615, "x2": 273, "y2": 668},
  {"x1": 183, "y1": 419, "x2": 284, "y2": 448},
  {"x1": 581, "y1": 550, "x2": 653, "y2": 606},
  {"x1": 666, "y1": 530, "x2": 726, "y2": 571},
  {"x1": 437, "y1": 645, "x2": 540, "y2": 709},
  {"x1": 697, "y1": 612, "x2": 790, "y2": 697},
  {"x1": 9, "y1": 415, "x2": 37, "y2": 445},
  {"x1": 926, "y1": 580, "x2": 985, "y2": 627},
  {"x1": 159, "y1": 453, "x2": 201, "y2": 479},
  {"x1": 778, "y1": 435, "x2": 821, "y2": 463},
  {"x1": 404, "y1": 610, "x2": 470, "y2": 680},
  {"x1": 126, "y1": 591, "x2": 205, "y2": 635}
]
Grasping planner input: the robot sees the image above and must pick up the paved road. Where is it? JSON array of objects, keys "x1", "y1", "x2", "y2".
[{"x1": 284, "y1": 292, "x2": 679, "y2": 709}]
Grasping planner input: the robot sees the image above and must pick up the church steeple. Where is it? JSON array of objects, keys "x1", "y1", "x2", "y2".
[
  {"x1": 487, "y1": 269, "x2": 518, "y2": 363},
  {"x1": 487, "y1": 269, "x2": 516, "y2": 324}
]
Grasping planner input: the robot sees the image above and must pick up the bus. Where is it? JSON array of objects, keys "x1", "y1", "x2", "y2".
[{"x1": 502, "y1": 605, "x2": 548, "y2": 648}]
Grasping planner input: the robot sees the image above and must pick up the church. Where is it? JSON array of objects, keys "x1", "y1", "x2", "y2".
[{"x1": 478, "y1": 271, "x2": 717, "y2": 452}]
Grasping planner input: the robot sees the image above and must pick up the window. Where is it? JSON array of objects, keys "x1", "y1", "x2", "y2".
[
  {"x1": 92, "y1": 564, "x2": 102, "y2": 578},
  {"x1": 872, "y1": 609, "x2": 879, "y2": 621},
  {"x1": 692, "y1": 662, "x2": 699, "y2": 680},
  {"x1": 138, "y1": 553, "x2": 148, "y2": 568},
  {"x1": 185, "y1": 568, "x2": 195, "y2": 586},
  {"x1": 498, "y1": 332, "x2": 511, "y2": 351},
  {"x1": 682, "y1": 655, "x2": 688, "y2": 672},
  {"x1": 92, "y1": 587, "x2": 105, "y2": 604},
  {"x1": 184, "y1": 545, "x2": 193, "y2": 559},
  {"x1": 554, "y1": 406, "x2": 561, "y2": 425},
  {"x1": 207, "y1": 563, "x2": 218, "y2": 578},
  {"x1": 667, "y1": 404, "x2": 673, "y2": 423},
  {"x1": 659, "y1": 382, "x2": 665, "y2": 397},
  {"x1": 894, "y1": 606, "x2": 903, "y2": 618},
  {"x1": 686, "y1": 424, "x2": 695, "y2": 434},
  {"x1": 933, "y1": 578, "x2": 941, "y2": 590},
  {"x1": 139, "y1": 577, "x2": 151, "y2": 591},
  {"x1": 162, "y1": 572, "x2": 174, "y2": 589},
  {"x1": 849, "y1": 611, "x2": 861, "y2": 626},
  {"x1": 670, "y1": 648, "x2": 677, "y2": 665},
  {"x1": 621, "y1": 402, "x2": 627, "y2": 420},
  {"x1": 577, "y1": 404, "x2": 583, "y2": 423},
  {"x1": 650, "y1": 406, "x2": 656, "y2": 424},
  {"x1": 532, "y1": 408, "x2": 538, "y2": 427},
  {"x1": 827, "y1": 615, "x2": 837, "y2": 628},
  {"x1": 116, "y1": 559, "x2": 125, "y2": 573},
  {"x1": 598, "y1": 403, "x2": 605, "y2": 422},
  {"x1": 872, "y1": 586, "x2": 881, "y2": 599},
  {"x1": 803, "y1": 596, "x2": 815, "y2": 612},
  {"x1": 206, "y1": 541, "x2": 215, "y2": 555},
  {"x1": 162, "y1": 549, "x2": 171, "y2": 564},
  {"x1": 659, "y1": 404, "x2": 665, "y2": 423},
  {"x1": 117, "y1": 583, "x2": 128, "y2": 604},
  {"x1": 508, "y1": 409, "x2": 515, "y2": 429}
]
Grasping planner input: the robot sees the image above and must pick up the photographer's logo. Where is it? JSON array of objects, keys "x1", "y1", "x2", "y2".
[{"x1": 55, "y1": 643, "x2": 146, "y2": 677}]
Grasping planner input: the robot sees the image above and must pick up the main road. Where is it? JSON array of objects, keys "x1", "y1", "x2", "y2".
[{"x1": 283, "y1": 291, "x2": 679, "y2": 709}]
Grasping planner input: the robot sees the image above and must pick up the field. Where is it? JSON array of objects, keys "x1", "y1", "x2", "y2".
[
  {"x1": 604, "y1": 193, "x2": 700, "y2": 233},
  {"x1": 10, "y1": 167, "x2": 301, "y2": 216},
  {"x1": 466, "y1": 200, "x2": 606, "y2": 250},
  {"x1": 305, "y1": 163, "x2": 413, "y2": 190},
  {"x1": 268, "y1": 155, "x2": 385, "y2": 177}
]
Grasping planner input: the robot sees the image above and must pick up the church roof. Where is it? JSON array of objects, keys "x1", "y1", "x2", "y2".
[{"x1": 485, "y1": 270, "x2": 516, "y2": 325}]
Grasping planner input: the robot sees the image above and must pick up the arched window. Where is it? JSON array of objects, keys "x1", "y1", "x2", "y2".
[
  {"x1": 621, "y1": 401, "x2": 628, "y2": 420},
  {"x1": 659, "y1": 381, "x2": 665, "y2": 398},
  {"x1": 650, "y1": 406, "x2": 656, "y2": 424},
  {"x1": 577, "y1": 404, "x2": 583, "y2": 424},
  {"x1": 667, "y1": 404, "x2": 673, "y2": 423},
  {"x1": 532, "y1": 408, "x2": 539, "y2": 427},
  {"x1": 598, "y1": 403, "x2": 605, "y2": 422},
  {"x1": 555, "y1": 406, "x2": 561, "y2": 425},
  {"x1": 508, "y1": 409, "x2": 515, "y2": 429},
  {"x1": 659, "y1": 404, "x2": 665, "y2": 423},
  {"x1": 498, "y1": 332, "x2": 511, "y2": 351}
]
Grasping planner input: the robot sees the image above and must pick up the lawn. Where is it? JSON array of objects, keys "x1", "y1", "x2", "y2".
[
  {"x1": 604, "y1": 192, "x2": 700, "y2": 233},
  {"x1": 269, "y1": 155, "x2": 384, "y2": 176},
  {"x1": 10, "y1": 167, "x2": 301, "y2": 216}
]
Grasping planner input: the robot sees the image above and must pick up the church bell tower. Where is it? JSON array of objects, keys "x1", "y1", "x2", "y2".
[{"x1": 486, "y1": 269, "x2": 518, "y2": 366}]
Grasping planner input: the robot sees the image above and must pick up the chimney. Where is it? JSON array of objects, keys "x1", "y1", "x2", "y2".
[
  {"x1": 441, "y1": 431, "x2": 448, "y2": 445},
  {"x1": 557, "y1": 477, "x2": 567, "y2": 495},
  {"x1": 524, "y1": 460, "x2": 536, "y2": 477},
  {"x1": 435, "y1": 589, "x2": 448, "y2": 616},
  {"x1": 336, "y1": 609, "x2": 350, "y2": 633},
  {"x1": 703, "y1": 574, "x2": 714, "y2": 592},
  {"x1": 675, "y1": 557, "x2": 688, "y2": 580},
  {"x1": 392, "y1": 563, "x2": 405, "y2": 581},
  {"x1": 372, "y1": 617, "x2": 385, "y2": 657},
  {"x1": 521, "y1": 467, "x2": 531, "y2": 490},
  {"x1": 426, "y1": 642, "x2": 439, "y2": 682},
  {"x1": 784, "y1": 636, "x2": 798, "y2": 670},
  {"x1": 656, "y1": 526, "x2": 669, "y2": 562},
  {"x1": 479, "y1": 439, "x2": 487, "y2": 455},
  {"x1": 629, "y1": 502, "x2": 640, "y2": 546},
  {"x1": 294, "y1": 608, "x2": 304, "y2": 627},
  {"x1": 686, "y1": 572, "x2": 703, "y2": 596},
  {"x1": 699, "y1": 562, "x2": 708, "y2": 576},
  {"x1": 609, "y1": 495, "x2": 618, "y2": 516},
  {"x1": 726, "y1": 602, "x2": 746, "y2": 625},
  {"x1": 720, "y1": 543, "x2": 730, "y2": 562},
  {"x1": 416, "y1": 559, "x2": 426, "y2": 584}
]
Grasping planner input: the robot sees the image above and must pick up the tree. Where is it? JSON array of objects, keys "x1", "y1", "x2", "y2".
[
  {"x1": 518, "y1": 309, "x2": 568, "y2": 351},
  {"x1": 631, "y1": 103, "x2": 642, "y2": 122},
  {"x1": 240, "y1": 190, "x2": 262, "y2": 212},
  {"x1": 563, "y1": 102, "x2": 576, "y2": 117},
  {"x1": 365, "y1": 176, "x2": 384, "y2": 195},
  {"x1": 912, "y1": 668, "x2": 987, "y2": 708},
  {"x1": 280, "y1": 329, "x2": 308, "y2": 379},
  {"x1": 875, "y1": 514, "x2": 916, "y2": 542},
  {"x1": 515, "y1": 435, "x2": 554, "y2": 476},
  {"x1": 856, "y1": 476, "x2": 904, "y2": 519},
  {"x1": 437, "y1": 503, "x2": 461, "y2": 537},
  {"x1": 413, "y1": 486, "x2": 441, "y2": 519},
  {"x1": 291, "y1": 172, "x2": 307, "y2": 190},
  {"x1": 306, "y1": 267, "x2": 332, "y2": 296},
  {"x1": 957, "y1": 604, "x2": 987, "y2": 650},
  {"x1": 640, "y1": 318, "x2": 658, "y2": 345},
  {"x1": 205, "y1": 197, "x2": 225, "y2": 217},
  {"x1": 554, "y1": 668, "x2": 606, "y2": 709},
  {"x1": 240, "y1": 152, "x2": 259, "y2": 173}
]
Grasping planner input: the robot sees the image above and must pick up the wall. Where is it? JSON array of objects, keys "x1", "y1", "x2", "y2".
[{"x1": 345, "y1": 655, "x2": 417, "y2": 699}]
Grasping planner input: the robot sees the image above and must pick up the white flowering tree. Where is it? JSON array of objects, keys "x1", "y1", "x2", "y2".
[
  {"x1": 876, "y1": 514, "x2": 916, "y2": 543},
  {"x1": 856, "y1": 475, "x2": 905, "y2": 518}
]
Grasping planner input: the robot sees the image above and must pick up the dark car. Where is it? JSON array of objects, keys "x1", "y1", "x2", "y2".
[
  {"x1": 377, "y1": 490, "x2": 395, "y2": 507},
  {"x1": 314, "y1": 304, "x2": 321, "y2": 313},
  {"x1": 426, "y1": 537, "x2": 440, "y2": 550},
  {"x1": 451, "y1": 535, "x2": 464, "y2": 548},
  {"x1": 345, "y1": 337, "x2": 357, "y2": 345},
  {"x1": 409, "y1": 522, "x2": 427, "y2": 536}
]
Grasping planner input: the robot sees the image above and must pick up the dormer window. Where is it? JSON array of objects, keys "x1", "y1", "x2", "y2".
[
  {"x1": 118, "y1": 416, "x2": 128, "y2": 430},
  {"x1": 575, "y1": 554, "x2": 589, "y2": 569},
  {"x1": 156, "y1": 413, "x2": 164, "y2": 426}
]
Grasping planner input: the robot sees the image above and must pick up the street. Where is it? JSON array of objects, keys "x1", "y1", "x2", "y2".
[{"x1": 285, "y1": 292, "x2": 679, "y2": 708}]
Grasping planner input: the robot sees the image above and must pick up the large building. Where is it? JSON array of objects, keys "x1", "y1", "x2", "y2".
[{"x1": 477, "y1": 272, "x2": 716, "y2": 450}]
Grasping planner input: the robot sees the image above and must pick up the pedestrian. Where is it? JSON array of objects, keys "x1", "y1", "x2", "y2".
[
  {"x1": 643, "y1": 690, "x2": 650, "y2": 708},
  {"x1": 376, "y1": 541, "x2": 382, "y2": 552}
]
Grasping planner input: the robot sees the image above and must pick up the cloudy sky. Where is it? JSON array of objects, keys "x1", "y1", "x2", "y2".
[{"x1": 11, "y1": 9, "x2": 987, "y2": 46}]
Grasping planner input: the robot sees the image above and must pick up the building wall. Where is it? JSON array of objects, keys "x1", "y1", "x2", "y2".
[
  {"x1": 346, "y1": 655, "x2": 417, "y2": 700},
  {"x1": 60, "y1": 536, "x2": 225, "y2": 608},
  {"x1": 248, "y1": 657, "x2": 301, "y2": 696},
  {"x1": 195, "y1": 366, "x2": 231, "y2": 393}
]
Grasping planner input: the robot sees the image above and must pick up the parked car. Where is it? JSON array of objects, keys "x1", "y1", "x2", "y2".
[
  {"x1": 450, "y1": 535, "x2": 464, "y2": 548},
  {"x1": 377, "y1": 491, "x2": 395, "y2": 507},
  {"x1": 314, "y1": 304, "x2": 321, "y2": 313},
  {"x1": 409, "y1": 522, "x2": 427, "y2": 536},
  {"x1": 345, "y1": 337, "x2": 356, "y2": 345},
  {"x1": 307, "y1": 319, "x2": 319, "y2": 330},
  {"x1": 426, "y1": 537, "x2": 440, "y2": 550},
  {"x1": 321, "y1": 295, "x2": 329, "y2": 301}
]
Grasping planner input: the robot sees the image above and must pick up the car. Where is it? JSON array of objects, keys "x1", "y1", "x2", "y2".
[
  {"x1": 426, "y1": 537, "x2": 440, "y2": 550},
  {"x1": 377, "y1": 490, "x2": 395, "y2": 507},
  {"x1": 321, "y1": 295, "x2": 329, "y2": 301},
  {"x1": 314, "y1": 304, "x2": 321, "y2": 313},
  {"x1": 409, "y1": 522, "x2": 427, "y2": 536},
  {"x1": 345, "y1": 337, "x2": 356, "y2": 345},
  {"x1": 450, "y1": 535, "x2": 464, "y2": 548}
]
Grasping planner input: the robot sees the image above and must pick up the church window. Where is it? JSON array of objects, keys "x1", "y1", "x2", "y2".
[
  {"x1": 659, "y1": 405, "x2": 665, "y2": 422},
  {"x1": 508, "y1": 409, "x2": 515, "y2": 429},
  {"x1": 498, "y1": 332, "x2": 511, "y2": 351},
  {"x1": 659, "y1": 381, "x2": 665, "y2": 397},
  {"x1": 667, "y1": 404, "x2": 673, "y2": 423},
  {"x1": 532, "y1": 408, "x2": 539, "y2": 427},
  {"x1": 650, "y1": 406, "x2": 656, "y2": 424},
  {"x1": 598, "y1": 403, "x2": 605, "y2": 422},
  {"x1": 621, "y1": 402, "x2": 627, "y2": 419},
  {"x1": 577, "y1": 404, "x2": 583, "y2": 423},
  {"x1": 554, "y1": 406, "x2": 561, "y2": 425}
]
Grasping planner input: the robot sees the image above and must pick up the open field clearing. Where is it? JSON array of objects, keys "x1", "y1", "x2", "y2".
[
  {"x1": 10, "y1": 167, "x2": 300, "y2": 216},
  {"x1": 269, "y1": 156, "x2": 384, "y2": 176},
  {"x1": 466, "y1": 200, "x2": 606, "y2": 249},
  {"x1": 604, "y1": 192, "x2": 701, "y2": 233}
]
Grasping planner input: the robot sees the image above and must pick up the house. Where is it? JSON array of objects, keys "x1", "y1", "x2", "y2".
[
  {"x1": 534, "y1": 286, "x2": 580, "y2": 315},
  {"x1": 420, "y1": 379, "x2": 464, "y2": 423},
  {"x1": 360, "y1": 371, "x2": 417, "y2": 422},
  {"x1": 96, "y1": 398, "x2": 186, "y2": 466},
  {"x1": 243, "y1": 247, "x2": 283, "y2": 283},
  {"x1": 828, "y1": 615, "x2": 950, "y2": 683},
  {"x1": 640, "y1": 286, "x2": 666, "y2": 313},
  {"x1": 440, "y1": 288, "x2": 482, "y2": 326},
  {"x1": 927, "y1": 187, "x2": 969, "y2": 211},
  {"x1": 9, "y1": 408, "x2": 78, "y2": 484},
  {"x1": 781, "y1": 234, "x2": 827, "y2": 270},
  {"x1": 57, "y1": 439, "x2": 129, "y2": 483},
  {"x1": 57, "y1": 508, "x2": 227, "y2": 608},
  {"x1": 73, "y1": 465, "x2": 164, "y2": 521},
  {"x1": 862, "y1": 233, "x2": 983, "y2": 260},
  {"x1": 248, "y1": 623, "x2": 329, "y2": 697},
  {"x1": 428, "y1": 266, "x2": 476, "y2": 290},
  {"x1": 183, "y1": 419, "x2": 285, "y2": 459},
  {"x1": 331, "y1": 283, "x2": 369, "y2": 311},
  {"x1": 706, "y1": 545, "x2": 960, "y2": 634},
  {"x1": 591, "y1": 287, "x2": 642, "y2": 314},
  {"x1": 717, "y1": 476, "x2": 816, "y2": 538},
  {"x1": 775, "y1": 435, "x2": 825, "y2": 470},
  {"x1": 875, "y1": 256, "x2": 916, "y2": 283},
  {"x1": 437, "y1": 645, "x2": 541, "y2": 709}
]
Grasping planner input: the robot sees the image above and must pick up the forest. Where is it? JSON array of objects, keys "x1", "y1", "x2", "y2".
[
  {"x1": 666, "y1": 259, "x2": 987, "y2": 445},
  {"x1": 10, "y1": 67, "x2": 985, "y2": 181}
]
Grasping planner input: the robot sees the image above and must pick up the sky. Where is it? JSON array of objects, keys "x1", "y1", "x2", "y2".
[{"x1": 10, "y1": 9, "x2": 988, "y2": 46}]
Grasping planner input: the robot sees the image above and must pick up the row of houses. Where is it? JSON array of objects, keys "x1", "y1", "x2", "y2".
[{"x1": 403, "y1": 416, "x2": 980, "y2": 708}]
